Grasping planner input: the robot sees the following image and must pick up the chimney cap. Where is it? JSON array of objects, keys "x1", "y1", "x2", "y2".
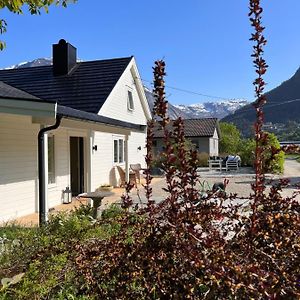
[{"x1": 58, "y1": 39, "x2": 67, "y2": 45}]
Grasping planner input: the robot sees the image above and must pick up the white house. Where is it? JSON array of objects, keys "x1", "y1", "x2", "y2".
[
  {"x1": 152, "y1": 118, "x2": 220, "y2": 157},
  {"x1": 0, "y1": 39, "x2": 151, "y2": 223}
]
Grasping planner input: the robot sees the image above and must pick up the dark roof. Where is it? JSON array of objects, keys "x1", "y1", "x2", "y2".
[
  {"x1": 57, "y1": 105, "x2": 145, "y2": 131},
  {"x1": 0, "y1": 81, "x2": 46, "y2": 101},
  {"x1": 153, "y1": 118, "x2": 219, "y2": 138},
  {"x1": 0, "y1": 57, "x2": 132, "y2": 113}
]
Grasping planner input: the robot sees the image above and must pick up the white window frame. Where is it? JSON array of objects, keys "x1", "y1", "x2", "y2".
[
  {"x1": 127, "y1": 90, "x2": 134, "y2": 111},
  {"x1": 48, "y1": 135, "x2": 56, "y2": 184},
  {"x1": 113, "y1": 137, "x2": 125, "y2": 164}
]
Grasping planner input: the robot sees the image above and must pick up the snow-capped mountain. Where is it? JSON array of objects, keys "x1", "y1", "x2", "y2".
[
  {"x1": 174, "y1": 100, "x2": 249, "y2": 119},
  {"x1": 144, "y1": 87, "x2": 190, "y2": 119},
  {"x1": 3, "y1": 59, "x2": 248, "y2": 120},
  {"x1": 4, "y1": 58, "x2": 52, "y2": 69}
]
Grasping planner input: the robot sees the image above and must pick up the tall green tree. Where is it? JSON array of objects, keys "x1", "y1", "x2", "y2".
[
  {"x1": 0, "y1": 0, "x2": 76, "y2": 50},
  {"x1": 219, "y1": 122, "x2": 241, "y2": 155}
]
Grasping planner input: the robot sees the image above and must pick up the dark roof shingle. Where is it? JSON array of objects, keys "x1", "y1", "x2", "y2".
[
  {"x1": 0, "y1": 81, "x2": 44, "y2": 101},
  {"x1": 0, "y1": 57, "x2": 132, "y2": 113},
  {"x1": 153, "y1": 118, "x2": 219, "y2": 138}
]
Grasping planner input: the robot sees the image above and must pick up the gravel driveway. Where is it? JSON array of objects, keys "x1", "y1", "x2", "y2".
[{"x1": 103, "y1": 159, "x2": 300, "y2": 207}]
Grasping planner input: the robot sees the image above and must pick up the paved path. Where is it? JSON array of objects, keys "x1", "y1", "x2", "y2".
[
  {"x1": 13, "y1": 160, "x2": 300, "y2": 226},
  {"x1": 282, "y1": 158, "x2": 300, "y2": 181}
]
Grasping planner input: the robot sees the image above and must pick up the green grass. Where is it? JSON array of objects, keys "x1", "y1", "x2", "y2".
[
  {"x1": 0, "y1": 204, "x2": 125, "y2": 300},
  {"x1": 285, "y1": 153, "x2": 300, "y2": 163}
]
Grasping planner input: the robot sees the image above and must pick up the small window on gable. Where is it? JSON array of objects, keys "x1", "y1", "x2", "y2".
[{"x1": 127, "y1": 90, "x2": 134, "y2": 111}]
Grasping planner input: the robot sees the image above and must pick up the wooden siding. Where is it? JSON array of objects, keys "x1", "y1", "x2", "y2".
[
  {"x1": 127, "y1": 131, "x2": 147, "y2": 168},
  {"x1": 0, "y1": 113, "x2": 39, "y2": 222},
  {"x1": 209, "y1": 129, "x2": 219, "y2": 156},
  {"x1": 98, "y1": 63, "x2": 148, "y2": 125},
  {"x1": 47, "y1": 128, "x2": 70, "y2": 209},
  {"x1": 0, "y1": 114, "x2": 91, "y2": 221},
  {"x1": 91, "y1": 131, "x2": 124, "y2": 189}
]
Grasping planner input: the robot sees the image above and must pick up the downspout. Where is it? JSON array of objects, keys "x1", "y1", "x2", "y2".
[{"x1": 38, "y1": 115, "x2": 62, "y2": 225}]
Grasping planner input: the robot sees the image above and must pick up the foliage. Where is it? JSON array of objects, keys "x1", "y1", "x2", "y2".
[
  {"x1": 219, "y1": 122, "x2": 241, "y2": 155},
  {"x1": 275, "y1": 120, "x2": 300, "y2": 141},
  {"x1": 0, "y1": 0, "x2": 76, "y2": 50},
  {"x1": 260, "y1": 132, "x2": 285, "y2": 173},
  {"x1": 197, "y1": 151, "x2": 209, "y2": 167},
  {"x1": 238, "y1": 137, "x2": 256, "y2": 166},
  {"x1": 151, "y1": 138, "x2": 197, "y2": 170},
  {"x1": 0, "y1": 1, "x2": 300, "y2": 298}
]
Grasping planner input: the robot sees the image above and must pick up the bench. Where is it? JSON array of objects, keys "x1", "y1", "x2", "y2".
[
  {"x1": 208, "y1": 159, "x2": 223, "y2": 171},
  {"x1": 226, "y1": 160, "x2": 239, "y2": 171}
]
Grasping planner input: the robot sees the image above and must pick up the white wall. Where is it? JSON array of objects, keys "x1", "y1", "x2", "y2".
[
  {"x1": 0, "y1": 113, "x2": 39, "y2": 222},
  {"x1": 127, "y1": 131, "x2": 147, "y2": 168},
  {"x1": 90, "y1": 129, "x2": 147, "y2": 190},
  {"x1": 48, "y1": 127, "x2": 91, "y2": 207},
  {"x1": 0, "y1": 113, "x2": 91, "y2": 222},
  {"x1": 209, "y1": 129, "x2": 219, "y2": 156},
  {"x1": 98, "y1": 63, "x2": 148, "y2": 125},
  {"x1": 47, "y1": 128, "x2": 70, "y2": 208},
  {"x1": 90, "y1": 131, "x2": 121, "y2": 190}
]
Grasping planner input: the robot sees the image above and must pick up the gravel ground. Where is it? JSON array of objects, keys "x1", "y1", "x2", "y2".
[{"x1": 112, "y1": 159, "x2": 300, "y2": 204}]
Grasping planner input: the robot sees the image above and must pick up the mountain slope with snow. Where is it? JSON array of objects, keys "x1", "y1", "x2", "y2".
[
  {"x1": 3, "y1": 58, "x2": 249, "y2": 120},
  {"x1": 175, "y1": 100, "x2": 249, "y2": 119},
  {"x1": 4, "y1": 58, "x2": 52, "y2": 69}
]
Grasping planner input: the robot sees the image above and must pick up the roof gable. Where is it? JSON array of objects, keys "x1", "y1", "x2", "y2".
[
  {"x1": 153, "y1": 118, "x2": 219, "y2": 138},
  {"x1": 0, "y1": 57, "x2": 132, "y2": 113},
  {"x1": 98, "y1": 57, "x2": 151, "y2": 124}
]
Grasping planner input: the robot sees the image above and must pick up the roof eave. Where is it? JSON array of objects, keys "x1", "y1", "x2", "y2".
[
  {"x1": 0, "y1": 97, "x2": 57, "y2": 118},
  {"x1": 57, "y1": 105, "x2": 146, "y2": 131}
]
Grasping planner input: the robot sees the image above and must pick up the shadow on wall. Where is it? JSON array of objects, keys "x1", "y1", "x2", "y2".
[{"x1": 109, "y1": 167, "x2": 119, "y2": 187}]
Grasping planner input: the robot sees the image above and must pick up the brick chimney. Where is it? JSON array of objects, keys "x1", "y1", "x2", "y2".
[{"x1": 52, "y1": 39, "x2": 77, "y2": 76}]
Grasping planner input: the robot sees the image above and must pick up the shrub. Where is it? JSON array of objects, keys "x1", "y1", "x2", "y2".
[
  {"x1": 261, "y1": 132, "x2": 285, "y2": 173},
  {"x1": 1, "y1": 4, "x2": 299, "y2": 298},
  {"x1": 219, "y1": 122, "x2": 241, "y2": 155},
  {"x1": 238, "y1": 138, "x2": 255, "y2": 166},
  {"x1": 197, "y1": 151, "x2": 209, "y2": 167}
]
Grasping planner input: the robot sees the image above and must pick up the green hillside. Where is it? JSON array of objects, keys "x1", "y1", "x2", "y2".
[{"x1": 223, "y1": 67, "x2": 300, "y2": 136}]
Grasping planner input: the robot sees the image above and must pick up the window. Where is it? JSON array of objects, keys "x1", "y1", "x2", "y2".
[
  {"x1": 127, "y1": 90, "x2": 134, "y2": 111},
  {"x1": 191, "y1": 139, "x2": 199, "y2": 149},
  {"x1": 48, "y1": 136, "x2": 55, "y2": 184},
  {"x1": 114, "y1": 138, "x2": 124, "y2": 163}
]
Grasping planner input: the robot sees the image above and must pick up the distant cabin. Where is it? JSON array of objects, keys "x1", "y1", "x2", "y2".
[{"x1": 152, "y1": 118, "x2": 220, "y2": 157}]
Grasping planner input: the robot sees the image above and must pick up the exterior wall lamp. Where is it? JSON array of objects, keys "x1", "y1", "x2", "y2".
[{"x1": 92, "y1": 145, "x2": 98, "y2": 151}]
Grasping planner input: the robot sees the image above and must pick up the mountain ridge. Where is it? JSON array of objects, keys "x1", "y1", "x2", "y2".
[
  {"x1": 3, "y1": 58, "x2": 249, "y2": 120},
  {"x1": 224, "y1": 66, "x2": 300, "y2": 136}
]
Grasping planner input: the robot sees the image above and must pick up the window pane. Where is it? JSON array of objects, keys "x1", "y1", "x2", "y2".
[
  {"x1": 118, "y1": 139, "x2": 124, "y2": 163},
  {"x1": 114, "y1": 140, "x2": 118, "y2": 163},
  {"x1": 127, "y1": 91, "x2": 134, "y2": 110},
  {"x1": 48, "y1": 136, "x2": 55, "y2": 184}
]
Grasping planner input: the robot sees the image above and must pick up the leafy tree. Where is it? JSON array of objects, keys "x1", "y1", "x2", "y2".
[
  {"x1": 238, "y1": 138, "x2": 255, "y2": 167},
  {"x1": 0, "y1": 0, "x2": 76, "y2": 50},
  {"x1": 261, "y1": 132, "x2": 285, "y2": 173},
  {"x1": 219, "y1": 122, "x2": 241, "y2": 155}
]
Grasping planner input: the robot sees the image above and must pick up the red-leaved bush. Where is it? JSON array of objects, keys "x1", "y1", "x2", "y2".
[
  {"x1": 2, "y1": 1, "x2": 298, "y2": 299},
  {"x1": 73, "y1": 2, "x2": 300, "y2": 298}
]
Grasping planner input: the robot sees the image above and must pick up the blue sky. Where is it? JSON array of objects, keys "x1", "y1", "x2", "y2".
[{"x1": 1, "y1": 0, "x2": 300, "y2": 105}]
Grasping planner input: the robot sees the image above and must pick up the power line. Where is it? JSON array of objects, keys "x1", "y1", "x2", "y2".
[
  {"x1": 139, "y1": 77, "x2": 300, "y2": 114},
  {"x1": 140, "y1": 78, "x2": 247, "y2": 101}
]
